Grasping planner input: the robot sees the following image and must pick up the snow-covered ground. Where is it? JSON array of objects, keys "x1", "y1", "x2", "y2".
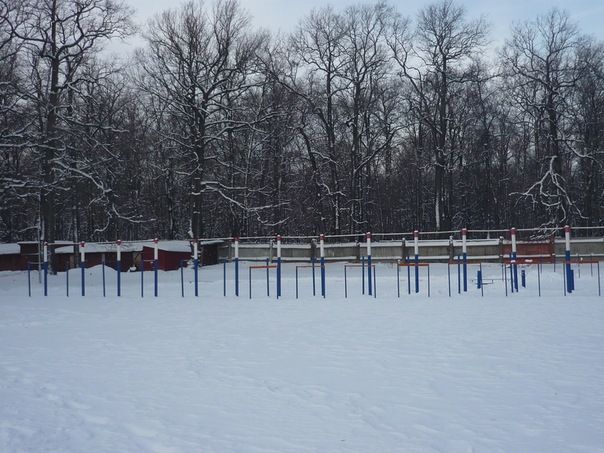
[{"x1": 1, "y1": 262, "x2": 603, "y2": 452}]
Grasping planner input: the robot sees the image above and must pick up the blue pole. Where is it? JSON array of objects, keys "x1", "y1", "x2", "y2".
[
  {"x1": 414, "y1": 254, "x2": 419, "y2": 293},
  {"x1": 223, "y1": 261, "x2": 227, "y2": 297},
  {"x1": 277, "y1": 257, "x2": 281, "y2": 299},
  {"x1": 81, "y1": 260, "x2": 85, "y2": 297},
  {"x1": 457, "y1": 256, "x2": 461, "y2": 294},
  {"x1": 235, "y1": 258, "x2": 239, "y2": 297},
  {"x1": 27, "y1": 262, "x2": 31, "y2": 297},
  {"x1": 180, "y1": 260, "x2": 184, "y2": 298},
  {"x1": 368, "y1": 255, "x2": 373, "y2": 296},
  {"x1": 373, "y1": 266, "x2": 377, "y2": 298},
  {"x1": 66, "y1": 267, "x2": 69, "y2": 297},
  {"x1": 320, "y1": 257, "x2": 326, "y2": 298},
  {"x1": 194, "y1": 258, "x2": 199, "y2": 297},
  {"x1": 266, "y1": 258, "x2": 270, "y2": 297},
  {"x1": 295, "y1": 266, "x2": 299, "y2": 299},
  {"x1": 117, "y1": 260, "x2": 121, "y2": 297},
  {"x1": 565, "y1": 250, "x2": 572, "y2": 294},
  {"x1": 407, "y1": 258, "x2": 411, "y2": 295},
  {"x1": 44, "y1": 261, "x2": 48, "y2": 297},
  {"x1": 479, "y1": 263, "x2": 484, "y2": 297},
  {"x1": 249, "y1": 266, "x2": 252, "y2": 299},
  {"x1": 102, "y1": 261, "x2": 106, "y2": 298},
  {"x1": 463, "y1": 252, "x2": 468, "y2": 292},
  {"x1": 521, "y1": 269, "x2": 526, "y2": 288},
  {"x1": 477, "y1": 270, "x2": 481, "y2": 289},
  {"x1": 512, "y1": 251, "x2": 518, "y2": 292},
  {"x1": 361, "y1": 256, "x2": 365, "y2": 295},
  {"x1": 141, "y1": 262, "x2": 144, "y2": 298},
  {"x1": 311, "y1": 257, "x2": 316, "y2": 296},
  {"x1": 154, "y1": 259, "x2": 158, "y2": 297}
]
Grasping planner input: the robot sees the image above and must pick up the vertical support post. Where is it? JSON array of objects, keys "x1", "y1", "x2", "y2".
[
  {"x1": 479, "y1": 263, "x2": 484, "y2": 297},
  {"x1": 538, "y1": 262, "x2": 541, "y2": 297},
  {"x1": 234, "y1": 236, "x2": 239, "y2": 297},
  {"x1": 457, "y1": 256, "x2": 461, "y2": 294},
  {"x1": 249, "y1": 266, "x2": 252, "y2": 300},
  {"x1": 266, "y1": 258, "x2": 270, "y2": 297},
  {"x1": 461, "y1": 228, "x2": 468, "y2": 292},
  {"x1": 504, "y1": 263, "x2": 508, "y2": 297},
  {"x1": 66, "y1": 267, "x2": 69, "y2": 297},
  {"x1": 141, "y1": 254, "x2": 144, "y2": 298},
  {"x1": 28, "y1": 262, "x2": 31, "y2": 297},
  {"x1": 311, "y1": 256, "x2": 316, "y2": 296},
  {"x1": 447, "y1": 260, "x2": 451, "y2": 298},
  {"x1": 511, "y1": 227, "x2": 518, "y2": 292},
  {"x1": 102, "y1": 259, "x2": 106, "y2": 298},
  {"x1": 153, "y1": 238, "x2": 159, "y2": 298},
  {"x1": 320, "y1": 234, "x2": 326, "y2": 298},
  {"x1": 477, "y1": 270, "x2": 482, "y2": 289},
  {"x1": 565, "y1": 225, "x2": 573, "y2": 294},
  {"x1": 223, "y1": 260, "x2": 227, "y2": 297},
  {"x1": 407, "y1": 257, "x2": 411, "y2": 295},
  {"x1": 80, "y1": 242, "x2": 86, "y2": 297},
  {"x1": 116, "y1": 240, "x2": 122, "y2": 297},
  {"x1": 193, "y1": 240, "x2": 199, "y2": 298},
  {"x1": 181, "y1": 260, "x2": 184, "y2": 298},
  {"x1": 276, "y1": 235, "x2": 282, "y2": 299},
  {"x1": 598, "y1": 261, "x2": 601, "y2": 297},
  {"x1": 427, "y1": 264, "x2": 430, "y2": 298},
  {"x1": 521, "y1": 269, "x2": 526, "y2": 288},
  {"x1": 373, "y1": 265, "x2": 377, "y2": 298},
  {"x1": 397, "y1": 261, "x2": 400, "y2": 298},
  {"x1": 414, "y1": 230, "x2": 419, "y2": 293},
  {"x1": 361, "y1": 256, "x2": 365, "y2": 294},
  {"x1": 366, "y1": 232, "x2": 372, "y2": 296},
  {"x1": 43, "y1": 242, "x2": 48, "y2": 297},
  {"x1": 344, "y1": 265, "x2": 348, "y2": 298},
  {"x1": 295, "y1": 266, "x2": 299, "y2": 299}
]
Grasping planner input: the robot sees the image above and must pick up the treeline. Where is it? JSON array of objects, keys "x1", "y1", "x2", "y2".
[{"x1": 1, "y1": 0, "x2": 604, "y2": 242}]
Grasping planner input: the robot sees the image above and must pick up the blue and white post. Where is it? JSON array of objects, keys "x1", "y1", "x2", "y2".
[
  {"x1": 414, "y1": 230, "x2": 420, "y2": 293},
  {"x1": 43, "y1": 241, "x2": 48, "y2": 297},
  {"x1": 80, "y1": 241, "x2": 86, "y2": 297},
  {"x1": 565, "y1": 225, "x2": 573, "y2": 294},
  {"x1": 276, "y1": 235, "x2": 282, "y2": 299},
  {"x1": 461, "y1": 228, "x2": 468, "y2": 292},
  {"x1": 193, "y1": 240, "x2": 199, "y2": 297},
  {"x1": 366, "y1": 232, "x2": 373, "y2": 296},
  {"x1": 234, "y1": 236, "x2": 240, "y2": 297},
  {"x1": 511, "y1": 227, "x2": 518, "y2": 292},
  {"x1": 153, "y1": 238, "x2": 159, "y2": 297},
  {"x1": 320, "y1": 234, "x2": 326, "y2": 298},
  {"x1": 116, "y1": 240, "x2": 122, "y2": 297}
]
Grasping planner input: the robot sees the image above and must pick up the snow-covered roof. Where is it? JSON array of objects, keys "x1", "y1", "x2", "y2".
[
  {"x1": 0, "y1": 243, "x2": 20, "y2": 255},
  {"x1": 54, "y1": 242, "x2": 143, "y2": 255}
]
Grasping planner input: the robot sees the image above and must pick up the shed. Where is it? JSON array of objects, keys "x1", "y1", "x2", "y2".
[
  {"x1": 142, "y1": 241, "x2": 192, "y2": 271},
  {"x1": 0, "y1": 243, "x2": 23, "y2": 271}
]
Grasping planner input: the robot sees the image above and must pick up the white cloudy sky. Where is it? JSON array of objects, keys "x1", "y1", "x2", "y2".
[{"x1": 108, "y1": 0, "x2": 604, "y2": 56}]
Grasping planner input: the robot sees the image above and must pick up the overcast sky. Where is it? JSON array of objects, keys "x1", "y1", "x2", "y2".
[{"x1": 108, "y1": 0, "x2": 604, "y2": 56}]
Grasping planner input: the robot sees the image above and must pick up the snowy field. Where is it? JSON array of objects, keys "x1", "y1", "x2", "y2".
[{"x1": 1, "y1": 262, "x2": 603, "y2": 452}]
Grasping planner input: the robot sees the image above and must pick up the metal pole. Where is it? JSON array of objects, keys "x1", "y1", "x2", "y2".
[
  {"x1": 102, "y1": 260, "x2": 106, "y2": 298},
  {"x1": 153, "y1": 238, "x2": 159, "y2": 298},
  {"x1": 598, "y1": 261, "x2": 601, "y2": 297},
  {"x1": 414, "y1": 230, "x2": 419, "y2": 293},
  {"x1": 66, "y1": 267, "x2": 69, "y2": 297},
  {"x1": 462, "y1": 228, "x2": 468, "y2": 292},
  {"x1": 447, "y1": 261, "x2": 451, "y2": 298},
  {"x1": 266, "y1": 258, "x2": 270, "y2": 297},
  {"x1": 361, "y1": 256, "x2": 365, "y2": 295},
  {"x1": 397, "y1": 261, "x2": 400, "y2": 298},
  {"x1": 223, "y1": 261, "x2": 227, "y2": 297},
  {"x1": 312, "y1": 257, "x2": 316, "y2": 296},
  {"x1": 27, "y1": 262, "x2": 31, "y2": 297},
  {"x1": 537, "y1": 262, "x2": 541, "y2": 297},
  {"x1": 234, "y1": 237, "x2": 239, "y2": 297},
  {"x1": 181, "y1": 260, "x2": 184, "y2": 298},
  {"x1": 511, "y1": 227, "x2": 518, "y2": 292},
  {"x1": 367, "y1": 232, "x2": 372, "y2": 296},
  {"x1": 194, "y1": 240, "x2": 199, "y2": 298},
  {"x1": 116, "y1": 240, "x2": 122, "y2": 297},
  {"x1": 373, "y1": 265, "x2": 377, "y2": 299},
  {"x1": 296, "y1": 266, "x2": 299, "y2": 299},
  {"x1": 479, "y1": 263, "x2": 484, "y2": 297},
  {"x1": 43, "y1": 242, "x2": 48, "y2": 297},
  {"x1": 344, "y1": 265, "x2": 348, "y2": 298},
  {"x1": 320, "y1": 234, "x2": 326, "y2": 298},
  {"x1": 565, "y1": 225, "x2": 572, "y2": 294},
  {"x1": 249, "y1": 266, "x2": 252, "y2": 300},
  {"x1": 427, "y1": 265, "x2": 431, "y2": 298},
  {"x1": 80, "y1": 242, "x2": 85, "y2": 297},
  {"x1": 141, "y1": 259, "x2": 144, "y2": 298},
  {"x1": 276, "y1": 235, "x2": 282, "y2": 299}
]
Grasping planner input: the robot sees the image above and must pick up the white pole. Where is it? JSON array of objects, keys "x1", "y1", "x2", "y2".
[
  {"x1": 276, "y1": 235, "x2": 282, "y2": 259},
  {"x1": 193, "y1": 241, "x2": 199, "y2": 260},
  {"x1": 413, "y1": 230, "x2": 419, "y2": 256},
  {"x1": 461, "y1": 228, "x2": 467, "y2": 255},
  {"x1": 116, "y1": 240, "x2": 122, "y2": 262},
  {"x1": 319, "y1": 234, "x2": 325, "y2": 258},
  {"x1": 234, "y1": 237, "x2": 239, "y2": 259},
  {"x1": 366, "y1": 232, "x2": 372, "y2": 256},
  {"x1": 43, "y1": 242, "x2": 48, "y2": 264},
  {"x1": 565, "y1": 225, "x2": 571, "y2": 253},
  {"x1": 511, "y1": 227, "x2": 517, "y2": 254},
  {"x1": 153, "y1": 238, "x2": 159, "y2": 261},
  {"x1": 80, "y1": 242, "x2": 85, "y2": 263}
]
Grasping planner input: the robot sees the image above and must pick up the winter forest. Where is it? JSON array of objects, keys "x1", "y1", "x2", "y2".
[{"x1": 1, "y1": 0, "x2": 604, "y2": 243}]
